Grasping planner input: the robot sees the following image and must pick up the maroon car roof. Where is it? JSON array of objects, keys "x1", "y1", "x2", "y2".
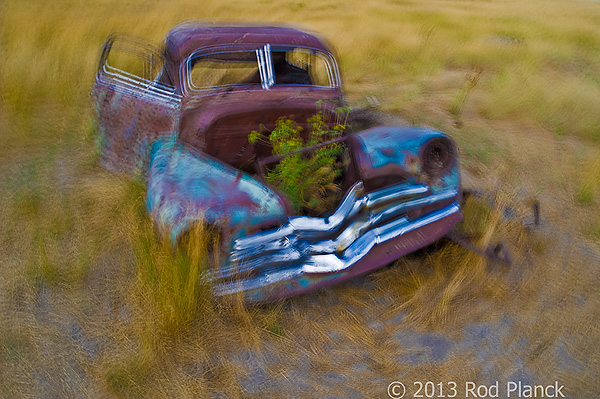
[{"x1": 164, "y1": 23, "x2": 333, "y2": 62}]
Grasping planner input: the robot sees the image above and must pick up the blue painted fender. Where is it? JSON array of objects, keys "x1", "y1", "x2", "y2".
[{"x1": 146, "y1": 141, "x2": 290, "y2": 242}]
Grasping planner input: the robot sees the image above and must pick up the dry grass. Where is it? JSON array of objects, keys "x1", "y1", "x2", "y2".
[{"x1": 1, "y1": 0, "x2": 600, "y2": 397}]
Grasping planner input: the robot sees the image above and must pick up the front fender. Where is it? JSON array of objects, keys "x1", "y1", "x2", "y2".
[
  {"x1": 146, "y1": 141, "x2": 291, "y2": 242},
  {"x1": 349, "y1": 126, "x2": 460, "y2": 193}
]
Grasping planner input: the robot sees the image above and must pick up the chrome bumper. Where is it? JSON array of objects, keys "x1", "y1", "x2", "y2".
[{"x1": 211, "y1": 181, "x2": 462, "y2": 302}]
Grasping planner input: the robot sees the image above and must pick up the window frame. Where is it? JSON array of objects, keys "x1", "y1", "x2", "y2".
[{"x1": 182, "y1": 43, "x2": 341, "y2": 96}]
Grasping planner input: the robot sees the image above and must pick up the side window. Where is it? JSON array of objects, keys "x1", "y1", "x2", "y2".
[
  {"x1": 272, "y1": 48, "x2": 335, "y2": 87},
  {"x1": 188, "y1": 51, "x2": 260, "y2": 89},
  {"x1": 103, "y1": 39, "x2": 165, "y2": 82}
]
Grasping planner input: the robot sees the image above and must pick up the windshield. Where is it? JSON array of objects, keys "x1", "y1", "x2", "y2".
[{"x1": 187, "y1": 46, "x2": 339, "y2": 91}]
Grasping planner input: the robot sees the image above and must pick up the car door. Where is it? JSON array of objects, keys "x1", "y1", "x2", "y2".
[{"x1": 92, "y1": 35, "x2": 182, "y2": 176}]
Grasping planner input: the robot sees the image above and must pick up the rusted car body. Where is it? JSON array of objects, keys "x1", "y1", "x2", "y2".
[{"x1": 92, "y1": 22, "x2": 462, "y2": 302}]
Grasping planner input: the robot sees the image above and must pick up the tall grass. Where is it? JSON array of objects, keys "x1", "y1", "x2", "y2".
[
  {"x1": 2, "y1": 0, "x2": 600, "y2": 397},
  {"x1": 374, "y1": 195, "x2": 516, "y2": 327}
]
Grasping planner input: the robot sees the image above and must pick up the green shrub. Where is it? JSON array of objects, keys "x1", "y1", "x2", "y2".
[{"x1": 249, "y1": 106, "x2": 351, "y2": 214}]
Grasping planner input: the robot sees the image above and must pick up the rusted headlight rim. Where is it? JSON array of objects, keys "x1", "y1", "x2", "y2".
[{"x1": 420, "y1": 136, "x2": 457, "y2": 177}]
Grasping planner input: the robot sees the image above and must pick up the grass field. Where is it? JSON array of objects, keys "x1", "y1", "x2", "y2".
[{"x1": 1, "y1": 0, "x2": 600, "y2": 397}]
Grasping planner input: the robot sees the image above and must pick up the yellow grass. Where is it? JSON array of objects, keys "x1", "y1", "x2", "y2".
[{"x1": 2, "y1": 0, "x2": 600, "y2": 397}]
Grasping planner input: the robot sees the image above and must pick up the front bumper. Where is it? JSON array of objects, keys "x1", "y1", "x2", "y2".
[{"x1": 211, "y1": 181, "x2": 462, "y2": 302}]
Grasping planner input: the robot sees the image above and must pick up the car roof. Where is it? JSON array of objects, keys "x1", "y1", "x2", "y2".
[{"x1": 164, "y1": 22, "x2": 333, "y2": 63}]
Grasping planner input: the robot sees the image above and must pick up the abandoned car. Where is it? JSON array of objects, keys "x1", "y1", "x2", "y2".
[{"x1": 92, "y1": 22, "x2": 462, "y2": 302}]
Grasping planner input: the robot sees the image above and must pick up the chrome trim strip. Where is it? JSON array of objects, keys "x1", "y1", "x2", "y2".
[
  {"x1": 256, "y1": 48, "x2": 268, "y2": 90},
  {"x1": 99, "y1": 66, "x2": 181, "y2": 105},
  {"x1": 264, "y1": 44, "x2": 274, "y2": 87},
  {"x1": 365, "y1": 183, "x2": 429, "y2": 207}
]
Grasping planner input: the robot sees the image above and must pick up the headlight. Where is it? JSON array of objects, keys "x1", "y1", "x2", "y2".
[{"x1": 421, "y1": 136, "x2": 456, "y2": 177}]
